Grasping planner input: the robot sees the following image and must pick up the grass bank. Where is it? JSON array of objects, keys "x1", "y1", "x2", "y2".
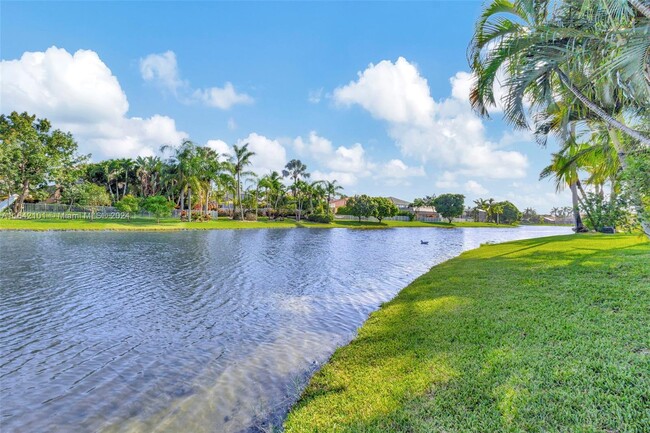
[
  {"x1": 0, "y1": 217, "x2": 517, "y2": 231},
  {"x1": 284, "y1": 234, "x2": 650, "y2": 433}
]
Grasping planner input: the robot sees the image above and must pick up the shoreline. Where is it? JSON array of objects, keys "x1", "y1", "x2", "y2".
[
  {"x1": 0, "y1": 218, "x2": 524, "y2": 232},
  {"x1": 283, "y1": 233, "x2": 650, "y2": 432}
]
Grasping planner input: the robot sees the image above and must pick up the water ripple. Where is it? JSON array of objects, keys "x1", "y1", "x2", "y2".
[{"x1": 0, "y1": 226, "x2": 570, "y2": 432}]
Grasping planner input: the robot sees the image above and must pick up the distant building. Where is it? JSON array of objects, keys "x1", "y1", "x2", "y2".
[
  {"x1": 329, "y1": 197, "x2": 349, "y2": 213},
  {"x1": 387, "y1": 197, "x2": 411, "y2": 210},
  {"x1": 411, "y1": 206, "x2": 438, "y2": 218}
]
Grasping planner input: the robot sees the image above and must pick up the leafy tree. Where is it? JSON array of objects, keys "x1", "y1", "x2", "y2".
[
  {"x1": 621, "y1": 150, "x2": 650, "y2": 236},
  {"x1": 78, "y1": 183, "x2": 111, "y2": 220},
  {"x1": 142, "y1": 195, "x2": 174, "y2": 223},
  {"x1": 115, "y1": 195, "x2": 140, "y2": 219},
  {"x1": 374, "y1": 197, "x2": 398, "y2": 223},
  {"x1": 580, "y1": 192, "x2": 630, "y2": 232},
  {"x1": 433, "y1": 194, "x2": 465, "y2": 223},
  {"x1": 347, "y1": 195, "x2": 378, "y2": 222},
  {"x1": 498, "y1": 201, "x2": 522, "y2": 224},
  {"x1": 0, "y1": 112, "x2": 85, "y2": 215}
]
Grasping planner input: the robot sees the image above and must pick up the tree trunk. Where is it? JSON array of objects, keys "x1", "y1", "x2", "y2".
[
  {"x1": 188, "y1": 187, "x2": 192, "y2": 222},
  {"x1": 124, "y1": 170, "x2": 128, "y2": 198},
  {"x1": 569, "y1": 182, "x2": 586, "y2": 232},
  {"x1": 556, "y1": 69, "x2": 650, "y2": 147},
  {"x1": 236, "y1": 174, "x2": 243, "y2": 220},
  {"x1": 13, "y1": 181, "x2": 29, "y2": 216},
  {"x1": 630, "y1": 0, "x2": 650, "y2": 18},
  {"x1": 180, "y1": 190, "x2": 185, "y2": 219}
]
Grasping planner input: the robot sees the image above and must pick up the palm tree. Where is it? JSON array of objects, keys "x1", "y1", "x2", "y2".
[
  {"x1": 473, "y1": 198, "x2": 489, "y2": 222},
  {"x1": 283, "y1": 159, "x2": 310, "y2": 220},
  {"x1": 161, "y1": 140, "x2": 203, "y2": 221},
  {"x1": 258, "y1": 171, "x2": 285, "y2": 217},
  {"x1": 135, "y1": 156, "x2": 163, "y2": 197},
  {"x1": 195, "y1": 146, "x2": 223, "y2": 217},
  {"x1": 324, "y1": 180, "x2": 343, "y2": 216},
  {"x1": 469, "y1": 0, "x2": 650, "y2": 146},
  {"x1": 232, "y1": 143, "x2": 256, "y2": 220}
]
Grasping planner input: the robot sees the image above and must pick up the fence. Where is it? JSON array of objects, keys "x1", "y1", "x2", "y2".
[{"x1": 19, "y1": 203, "x2": 244, "y2": 219}]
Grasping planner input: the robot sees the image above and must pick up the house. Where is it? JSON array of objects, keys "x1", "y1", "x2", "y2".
[
  {"x1": 387, "y1": 197, "x2": 411, "y2": 210},
  {"x1": 329, "y1": 197, "x2": 349, "y2": 213},
  {"x1": 411, "y1": 206, "x2": 438, "y2": 218}
]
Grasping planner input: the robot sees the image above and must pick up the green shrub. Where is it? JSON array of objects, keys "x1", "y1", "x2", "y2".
[
  {"x1": 307, "y1": 213, "x2": 334, "y2": 223},
  {"x1": 396, "y1": 210, "x2": 415, "y2": 221}
]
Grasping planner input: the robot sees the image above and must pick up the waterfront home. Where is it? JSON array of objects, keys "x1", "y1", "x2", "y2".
[
  {"x1": 329, "y1": 197, "x2": 349, "y2": 213},
  {"x1": 387, "y1": 197, "x2": 411, "y2": 210}
]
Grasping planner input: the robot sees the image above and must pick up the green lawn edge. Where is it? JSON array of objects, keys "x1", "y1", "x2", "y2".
[
  {"x1": 0, "y1": 218, "x2": 519, "y2": 231},
  {"x1": 284, "y1": 233, "x2": 650, "y2": 433}
]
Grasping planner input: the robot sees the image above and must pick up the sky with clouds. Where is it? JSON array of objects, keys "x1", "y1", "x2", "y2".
[{"x1": 0, "y1": 1, "x2": 570, "y2": 211}]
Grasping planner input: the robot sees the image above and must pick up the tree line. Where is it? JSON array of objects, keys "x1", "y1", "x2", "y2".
[{"x1": 0, "y1": 111, "x2": 345, "y2": 223}]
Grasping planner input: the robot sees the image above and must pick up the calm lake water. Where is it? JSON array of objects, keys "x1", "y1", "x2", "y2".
[{"x1": 0, "y1": 226, "x2": 571, "y2": 432}]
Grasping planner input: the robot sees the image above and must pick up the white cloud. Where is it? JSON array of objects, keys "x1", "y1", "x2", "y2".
[
  {"x1": 334, "y1": 57, "x2": 435, "y2": 127},
  {"x1": 328, "y1": 143, "x2": 374, "y2": 174},
  {"x1": 291, "y1": 132, "x2": 372, "y2": 186},
  {"x1": 464, "y1": 180, "x2": 488, "y2": 195},
  {"x1": 379, "y1": 159, "x2": 426, "y2": 179},
  {"x1": 311, "y1": 170, "x2": 359, "y2": 187},
  {"x1": 333, "y1": 57, "x2": 529, "y2": 180},
  {"x1": 140, "y1": 51, "x2": 185, "y2": 94},
  {"x1": 227, "y1": 117, "x2": 237, "y2": 130},
  {"x1": 0, "y1": 46, "x2": 188, "y2": 159},
  {"x1": 193, "y1": 83, "x2": 253, "y2": 109},
  {"x1": 292, "y1": 131, "x2": 428, "y2": 188},
  {"x1": 140, "y1": 50, "x2": 252, "y2": 110},
  {"x1": 206, "y1": 139, "x2": 233, "y2": 157},
  {"x1": 293, "y1": 131, "x2": 333, "y2": 156},
  {"x1": 235, "y1": 133, "x2": 287, "y2": 176},
  {"x1": 435, "y1": 171, "x2": 460, "y2": 189}
]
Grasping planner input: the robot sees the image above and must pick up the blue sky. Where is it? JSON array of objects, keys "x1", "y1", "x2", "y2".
[{"x1": 1, "y1": 1, "x2": 569, "y2": 211}]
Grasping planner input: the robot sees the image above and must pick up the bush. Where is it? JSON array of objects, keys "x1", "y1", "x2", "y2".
[
  {"x1": 336, "y1": 205, "x2": 353, "y2": 215},
  {"x1": 307, "y1": 213, "x2": 334, "y2": 223},
  {"x1": 397, "y1": 210, "x2": 415, "y2": 221},
  {"x1": 244, "y1": 212, "x2": 257, "y2": 221},
  {"x1": 142, "y1": 195, "x2": 174, "y2": 223}
]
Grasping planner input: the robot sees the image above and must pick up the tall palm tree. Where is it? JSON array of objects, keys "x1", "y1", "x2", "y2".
[
  {"x1": 324, "y1": 180, "x2": 343, "y2": 216},
  {"x1": 196, "y1": 146, "x2": 223, "y2": 217},
  {"x1": 469, "y1": 0, "x2": 650, "y2": 146},
  {"x1": 283, "y1": 159, "x2": 310, "y2": 220},
  {"x1": 232, "y1": 143, "x2": 256, "y2": 220},
  {"x1": 161, "y1": 140, "x2": 203, "y2": 221}
]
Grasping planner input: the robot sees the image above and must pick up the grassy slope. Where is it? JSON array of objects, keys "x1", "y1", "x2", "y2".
[
  {"x1": 0, "y1": 217, "x2": 516, "y2": 231},
  {"x1": 284, "y1": 234, "x2": 650, "y2": 433}
]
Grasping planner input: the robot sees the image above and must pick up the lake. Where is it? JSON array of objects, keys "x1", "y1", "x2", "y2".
[{"x1": 0, "y1": 226, "x2": 571, "y2": 432}]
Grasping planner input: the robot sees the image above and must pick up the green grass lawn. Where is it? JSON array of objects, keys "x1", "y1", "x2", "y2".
[
  {"x1": 0, "y1": 217, "x2": 517, "y2": 231},
  {"x1": 284, "y1": 233, "x2": 650, "y2": 433}
]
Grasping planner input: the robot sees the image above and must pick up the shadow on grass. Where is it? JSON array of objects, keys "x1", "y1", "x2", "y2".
[{"x1": 285, "y1": 234, "x2": 650, "y2": 433}]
